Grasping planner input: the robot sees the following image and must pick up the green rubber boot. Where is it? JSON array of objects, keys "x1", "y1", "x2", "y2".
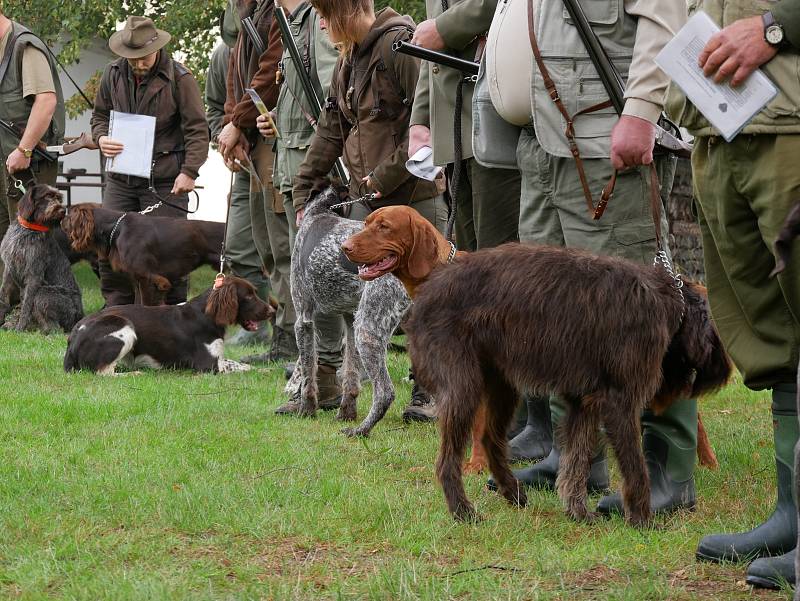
[
  {"x1": 488, "y1": 396, "x2": 609, "y2": 493},
  {"x1": 697, "y1": 385, "x2": 798, "y2": 565},
  {"x1": 598, "y1": 398, "x2": 697, "y2": 516}
]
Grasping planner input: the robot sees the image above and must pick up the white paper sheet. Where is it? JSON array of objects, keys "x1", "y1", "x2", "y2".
[
  {"x1": 105, "y1": 111, "x2": 156, "y2": 179},
  {"x1": 654, "y1": 11, "x2": 777, "y2": 142}
]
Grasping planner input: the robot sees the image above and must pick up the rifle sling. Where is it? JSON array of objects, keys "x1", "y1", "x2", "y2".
[{"x1": 526, "y1": 0, "x2": 617, "y2": 219}]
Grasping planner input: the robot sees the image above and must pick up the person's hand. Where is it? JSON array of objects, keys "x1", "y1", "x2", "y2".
[
  {"x1": 218, "y1": 122, "x2": 242, "y2": 157},
  {"x1": 411, "y1": 19, "x2": 445, "y2": 51},
  {"x1": 699, "y1": 15, "x2": 778, "y2": 87},
  {"x1": 256, "y1": 112, "x2": 277, "y2": 138},
  {"x1": 609, "y1": 115, "x2": 656, "y2": 171},
  {"x1": 296, "y1": 206, "x2": 305, "y2": 227},
  {"x1": 361, "y1": 175, "x2": 383, "y2": 199},
  {"x1": 223, "y1": 140, "x2": 249, "y2": 171},
  {"x1": 408, "y1": 124, "x2": 432, "y2": 160},
  {"x1": 5, "y1": 148, "x2": 31, "y2": 174},
  {"x1": 98, "y1": 136, "x2": 124, "y2": 158},
  {"x1": 171, "y1": 173, "x2": 196, "y2": 195}
]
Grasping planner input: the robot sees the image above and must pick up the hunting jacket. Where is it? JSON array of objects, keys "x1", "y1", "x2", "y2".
[{"x1": 293, "y1": 8, "x2": 439, "y2": 210}]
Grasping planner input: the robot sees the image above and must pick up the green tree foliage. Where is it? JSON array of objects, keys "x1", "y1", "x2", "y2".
[
  {"x1": 377, "y1": 0, "x2": 426, "y2": 22},
  {"x1": 2, "y1": 0, "x2": 226, "y2": 116}
]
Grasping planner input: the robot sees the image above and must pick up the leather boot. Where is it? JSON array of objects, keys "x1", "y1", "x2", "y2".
[
  {"x1": 242, "y1": 326, "x2": 298, "y2": 365},
  {"x1": 746, "y1": 548, "x2": 796, "y2": 589},
  {"x1": 274, "y1": 362, "x2": 342, "y2": 414},
  {"x1": 696, "y1": 385, "x2": 798, "y2": 563},
  {"x1": 599, "y1": 398, "x2": 697, "y2": 517},
  {"x1": 402, "y1": 378, "x2": 437, "y2": 423},
  {"x1": 508, "y1": 395, "x2": 553, "y2": 462}
]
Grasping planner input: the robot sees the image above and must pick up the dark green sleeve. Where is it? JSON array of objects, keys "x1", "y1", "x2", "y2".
[
  {"x1": 771, "y1": 0, "x2": 800, "y2": 50},
  {"x1": 435, "y1": 0, "x2": 497, "y2": 50}
]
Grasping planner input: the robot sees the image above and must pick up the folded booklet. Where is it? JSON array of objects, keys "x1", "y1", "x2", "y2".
[{"x1": 655, "y1": 11, "x2": 777, "y2": 142}]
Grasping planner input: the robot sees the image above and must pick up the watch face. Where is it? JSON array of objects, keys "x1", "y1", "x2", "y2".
[{"x1": 766, "y1": 24, "x2": 784, "y2": 45}]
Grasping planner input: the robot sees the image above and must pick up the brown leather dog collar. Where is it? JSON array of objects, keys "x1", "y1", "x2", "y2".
[{"x1": 17, "y1": 216, "x2": 49, "y2": 232}]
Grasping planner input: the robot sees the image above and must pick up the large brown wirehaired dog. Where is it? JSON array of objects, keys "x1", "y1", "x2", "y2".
[
  {"x1": 61, "y1": 204, "x2": 224, "y2": 305},
  {"x1": 343, "y1": 205, "x2": 731, "y2": 525}
]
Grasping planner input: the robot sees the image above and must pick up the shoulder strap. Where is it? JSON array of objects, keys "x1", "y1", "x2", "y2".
[
  {"x1": 0, "y1": 31, "x2": 26, "y2": 85},
  {"x1": 380, "y1": 25, "x2": 415, "y2": 107}
]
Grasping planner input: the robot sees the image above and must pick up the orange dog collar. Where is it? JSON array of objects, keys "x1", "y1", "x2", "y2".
[{"x1": 17, "y1": 216, "x2": 49, "y2": 232}]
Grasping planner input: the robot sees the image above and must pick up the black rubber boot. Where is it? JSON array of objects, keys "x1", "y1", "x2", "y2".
[
  {"x1": 402, "y1": 380, "x2": 437, "y2": 423},
  {"x1": 508, "y1": 395, "x2": 553, "y2": 462},
  {"x1": 696, "y1": 385, "x2": 798, "y2": 563},
  {"x1": 597, "y1": 432, "x2": 696, "y2": 516},
  {"x1": 487, "y1": 445, "x2": 610, "y2": 493},
  {"x1": 507, "y1": 399, "x2": 530, "y2": 441},
  {"x1": 746, "y1": 548, "x2": 796, "y2": 589}
]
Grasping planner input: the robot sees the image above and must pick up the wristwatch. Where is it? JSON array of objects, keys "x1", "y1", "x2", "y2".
[
  {"x1": 17, "y1": 146, "x2": 33, "y2": 159},
  {"x1": 763, "y1": 11, "x2": 786, "y2": 47}
]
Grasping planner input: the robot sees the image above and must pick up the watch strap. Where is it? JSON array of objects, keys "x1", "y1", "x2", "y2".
[{"x1": 17, "y1": 146, "x2": 32, "y2": 158}]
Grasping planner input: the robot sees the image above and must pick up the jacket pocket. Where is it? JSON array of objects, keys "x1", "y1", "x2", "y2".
[{"x1": 562, "y1": 0, "x2": 620, "y2": 26}]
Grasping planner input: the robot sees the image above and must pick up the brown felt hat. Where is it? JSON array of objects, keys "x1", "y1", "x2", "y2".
[{"x1": 108, "y1": 16, "x2": 171, "y2": 59}]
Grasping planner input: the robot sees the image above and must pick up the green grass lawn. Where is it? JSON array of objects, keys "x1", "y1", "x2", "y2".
[{"x1": 0, "y1": 263, "x2": 790, "y2": 599}]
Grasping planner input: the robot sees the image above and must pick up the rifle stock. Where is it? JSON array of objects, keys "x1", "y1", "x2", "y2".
[{"x1": 0, "y1": 119, "x2": 56, "y2": 162}]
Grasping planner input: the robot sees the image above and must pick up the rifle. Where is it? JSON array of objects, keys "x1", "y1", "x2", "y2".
[
  {"x1": 273, "y1": 3, "x2": 349, "y2": 184},
  {"x1": 561, "y1": 0, "x2": 692, "y2": 158},
  {"x1": 241, "y1": 16, "x2": 266, "y2": 57},
  {"x1": 392, "y1": 41, "x2": 479, "y2": 80},
  {"x1": 0, "y1": 118, "x2": 56, "y2": 162}
]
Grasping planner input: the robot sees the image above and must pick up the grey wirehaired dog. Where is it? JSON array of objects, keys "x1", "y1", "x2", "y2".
[
  {"x1": 0, "y1": 184, "x2": 83, "y2": 333},
  {"x1": 286, "y1": 187, "x2": 411, "y2": 436}
]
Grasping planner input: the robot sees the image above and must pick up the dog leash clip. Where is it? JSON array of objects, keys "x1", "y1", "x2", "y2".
[
  {"x1": 213, "y1": 273, "x2": 225, "y2": 289},
  {"x1": 12, "y1": 178, "x2": 26, "y2": 194}
]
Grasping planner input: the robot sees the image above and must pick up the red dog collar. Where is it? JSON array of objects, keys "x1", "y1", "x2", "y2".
[{"x1": 17, "y1": 216, "x2": 49, "y2": 232}]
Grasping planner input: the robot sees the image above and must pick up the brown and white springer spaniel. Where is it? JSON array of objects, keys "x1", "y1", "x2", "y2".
[{"x1": 63, "y1": 276, "x2": 273, "y2": 374}]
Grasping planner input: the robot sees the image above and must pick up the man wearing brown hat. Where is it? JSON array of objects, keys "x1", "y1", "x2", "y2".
[{"x1": 90, "y1": 16, "x2": 209, "y2": 306}]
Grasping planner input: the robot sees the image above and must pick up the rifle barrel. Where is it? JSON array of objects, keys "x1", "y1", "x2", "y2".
[{"x1": 392, "y1": 41, "x2": 479, "y2": 76}]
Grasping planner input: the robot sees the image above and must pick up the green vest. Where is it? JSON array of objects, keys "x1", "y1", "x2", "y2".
[
  {"x1": 0, "y1": 21, "x2": 65, "y2": 159},
  {"x1": 275, "y1": 4, "x2": 337, "y2": 150},
  {"x1": 666, "y1": 0, "x2": 800, "y2": 136},
  {"x1": 530, "y1": 0, "x2": 635, "y2": 159}
]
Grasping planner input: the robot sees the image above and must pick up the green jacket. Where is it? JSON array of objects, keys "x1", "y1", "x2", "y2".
[
  {"x1": 409, "y1": 0, "x2": 497, "y2": 165},
  {"x1": 667, "y1": 0, "x2": 800, "y2": 136},
  {"x1": 0, "y1": 20, "x2": 64, "y2": 159},
  {"x1": 273, "y1": 4, "x2": 337, "y2": 193},
  {"x1": 206, "y1": 43, "x2": 231, "y2": 144}
]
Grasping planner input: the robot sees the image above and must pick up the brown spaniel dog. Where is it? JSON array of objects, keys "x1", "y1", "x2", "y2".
[
  {"x1": 64, "y1": 275, "x2": 273, "y2": 374},
  {"x1": 343, "y1": 205, "x2": 731, "y2": 525},
  {"x1": 0, "y1": 184, "x2": 83, "y2": 333},
  {"x1": 61, "y1": 204, "x2": 224, "y2": 306}
]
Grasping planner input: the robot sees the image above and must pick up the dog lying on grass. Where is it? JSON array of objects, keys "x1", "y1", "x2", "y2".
[
  {"x1": 0, "y1": 184, "x2": 83, "y2": 333},
  {"x1": 344, "y1": 205, "x2": 731, "y2": 525},
  {"x1": 63, "y1": 275, "x2": 272, "y2": 374}
]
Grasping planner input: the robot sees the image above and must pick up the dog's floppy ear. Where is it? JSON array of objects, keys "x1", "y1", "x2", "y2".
[
  {"x1": 16, "y1": 187, "x2": 36, "y2": 221},
  {"x1": 61, "y1": 206, "x2": 95, "y2": 252},
  {"x1": 406, "y1": 212, "x2": 439, "y2": 280},
  {"x1": 206, "y1": 278, "x2": 239, "y2": 326}
]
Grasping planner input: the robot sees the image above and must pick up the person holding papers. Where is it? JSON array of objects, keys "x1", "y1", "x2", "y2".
[
  {"x1": 666, "y1": 0, "x2": 800, "y2": 590},
  {"x1": 90, "y1": 16, "x2": 208, "y2": 306}
]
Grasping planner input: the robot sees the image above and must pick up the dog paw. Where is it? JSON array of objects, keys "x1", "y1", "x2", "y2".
[
  {"x1": 503, "y1": 484, "x2": 527, "y2": 508},
  {"x1": 335, "y1": 406, "x2": 357, "y2": 422},
  {"x1": 341, "y1": 426, "x2": 369, "y2": 438},
  {"x1": 452, "y1": 503, "x2": 480, "y2": 523},
  {"x1": 566, "y1": 507, "x2": 598, "y2": 524},
  {"x1": 462, "y1": 460, "x2": 486, "y2": 475},
  {"x1": 297, "y1": 404, "x2": 317, "y2": 418},
  {"x1": 624, "y1": 511, "x2": 653, "y2": 528}
]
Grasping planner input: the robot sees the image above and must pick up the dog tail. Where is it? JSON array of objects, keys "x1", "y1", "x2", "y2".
[{"x1": 658, "y1": 283, "x2": 732, "y2": 408}]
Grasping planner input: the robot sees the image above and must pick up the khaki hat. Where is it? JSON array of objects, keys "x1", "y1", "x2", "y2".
[{"x1": 109, "y1": 16, "x2": 171, "y2": 59}]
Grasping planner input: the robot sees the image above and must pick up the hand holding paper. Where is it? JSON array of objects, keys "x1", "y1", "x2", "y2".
[{"x1": 698, "y1": 15, "x2": 777, "y2": 86}]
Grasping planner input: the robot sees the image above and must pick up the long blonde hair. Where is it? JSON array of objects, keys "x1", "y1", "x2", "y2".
[{"x1": 311, "y1": 0, "x2": 374, "y2": 56}]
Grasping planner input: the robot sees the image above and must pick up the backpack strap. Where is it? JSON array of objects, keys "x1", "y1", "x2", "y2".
[{"x1": 0, "y1": 31, "x2": 26, "y2": 85}]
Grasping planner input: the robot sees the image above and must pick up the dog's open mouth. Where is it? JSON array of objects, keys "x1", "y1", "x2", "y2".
[
  {"x1": 358, "y1": 254, "x2": 397, "y2": 280},
  {"x1": 242, "y1": 320, "x2": 259, "y2": 332}
]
